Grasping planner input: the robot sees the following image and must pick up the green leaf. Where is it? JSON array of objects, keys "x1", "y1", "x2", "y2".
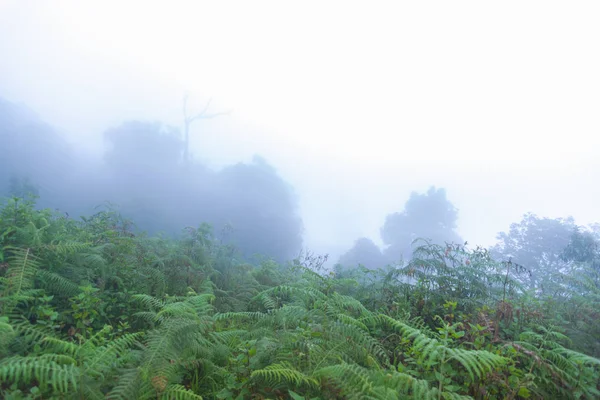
[
  {"x1": 518, "y1": 386, "x2": 531, "y2": 398},
  {"x1": 289, "y1": 390, "x2": 305, "y2": 400}
]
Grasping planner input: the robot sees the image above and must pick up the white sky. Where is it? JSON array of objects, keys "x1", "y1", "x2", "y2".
[{"x1": 1, "y1": 0, "x2": 599, "y2": 259}]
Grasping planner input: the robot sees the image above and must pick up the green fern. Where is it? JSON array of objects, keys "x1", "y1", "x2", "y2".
[
  {"x1": 0, "y1": 355, "x2": 79, "y2": 393},
  {"x1": 161, "y1": 384, "x2": 204, "y2": 399},
  {"x1": 1, "y1": 247, "x2": 40, "y2": 314},
  {"x1": 371, "y1": 315, "x2": 507, "y2": 381},
  {"x1": 315, "y1": 363, "x2": 472, "y2": 400},
  {"x1": 509, "y1": 327, "x2": 600, "y2": 398},
  {"x1": 0, "y1": 323, "x2": 142, "y2": 398},
  {"x1": 251, "y1": 362, "x2": 319, "y2": 390},
  {"x1": 36, "y1": 269, "x2": 80, "y2": 296},
  {"x1": 0, "y1": 316, "x2": 15, "y2": 356}
]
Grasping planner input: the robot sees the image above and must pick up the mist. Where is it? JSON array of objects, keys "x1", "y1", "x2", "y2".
[
  {"x1": 1, "y1": 0, "x2": 599, "y2": 266},
  {"x1": 2, "y1": 3, "x2": 600, "y2": 397}
]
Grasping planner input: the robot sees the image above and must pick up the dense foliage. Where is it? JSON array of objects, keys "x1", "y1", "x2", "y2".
[
  {"x1": 0, "y1": 195, "x2": 598, "y2": 399},
  {"x1": 0, "y1": 98, "x2": 304, "y2": 262}
]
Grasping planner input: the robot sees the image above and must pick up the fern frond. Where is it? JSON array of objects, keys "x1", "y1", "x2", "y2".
[
  {"x1": 447, "y1": 348, "x2": 506, "y2": 381},
  {"x1": 3, "y1": 247, "x2": 39, "y2": 298},
  {"x1": 372, "y1": 314, "x2": 507, "y2": 381},
  {"x1": 46, "y1": 241, "x2": 92, "y2": 255},
  {"x1": 161, "y1": 384, "x2": 204, "y2": 400},
  {"x1": 0, "y1": 355, "x2": 78, "y2": 393},
  {"x1": 36, "y1": 269, "x2": 80, "y2": 296},
  {"x1": 10, "y1": 318, "x2": 56, "y2": 351},
  {"x1": 42, "y1": 336, "x2": 80, "y2": 355},
  {"x1": 132, "y1": 294, "x2": 166, "y2": 311},
  {"x1": 0, "y1": 317, "x2": 15, "y2": 355},
  {"x1": 314, "y1": 363, "x2": 377, "y2": 399},
  {"x1": 552, "y1": 347, "x2": 600, "y2": 366},
  {"x1": 214, "y1": 311, "x2": 269, "y2": 322},
  {"x1": 78, "y1": 252, "x2": 108, "y2": 270},
  {"x1": 83, "y1": 332, "x2": 144, "y2": 378},
  {"x1": 274, "y1": 305, "x2": 311, "y2": 325},
  {"x1": 315, "y1": 363, "x2": 472, "y2": 400},
  {"x1": 330, "y1": 292, "x2": 371, "y2": 317},
  {"x1": 210, "y1": 329, "x2": 248, "y2": 345},
  {"x1": 329, "y1": 321, "x2": 388, "y2": 366},
  {"x1": 251, "y1": 362, "x2": 319, "y2": 389},
  {"x1": 336, "y1": 314, "x2": 369, "y2": 331},
  {"x1": 157, "y1": 302, "x2": 198, "y2": 320},
  {"x1": 254, "y1": 285, "x2": 327, "y2": 310},
  {"x1": 107, "y1": 367, "x2": 143, "y2": 400},
  {"x1": 142, "y1": 328, "x2": 180, "y2": 374}
]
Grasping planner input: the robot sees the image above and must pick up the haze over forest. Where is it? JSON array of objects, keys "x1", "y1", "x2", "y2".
[
  {"x1": 1, "y1": 1, "x2": 599, "y2": 266},
  {"x1": 2, "y1": 2, "x2": 600, "y2": 399}
]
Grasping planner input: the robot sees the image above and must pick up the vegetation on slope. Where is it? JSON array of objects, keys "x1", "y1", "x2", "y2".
[{"x1": 0, "y1": 195, "x2": 598, "y2": 399}]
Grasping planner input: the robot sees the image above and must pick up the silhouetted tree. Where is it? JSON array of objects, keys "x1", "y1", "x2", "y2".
[
  {"x1": 380, "y1": 187, "x2": 462, "y2": 263},
  {"x1": 103, "y1": 121, "x2": 185, "y2": 232},
  {"x1": 562, "y1": 226, "x2": 600, "y2": 266},
  {"x1": 337, "y1": 237, "x2": 386, "y2": 270},
  {"x1": 104, "y1": 121, "x2": 183, "y2": 175},
  {"x1": 0, "y1": 97, "x2": 73, "y2": 206},
  {"x1": 490, "y1": 213, "x2": 576, "y2": 291},
  {"x1": 214, "y1": 156, "x2": 303, "y2": 262}
]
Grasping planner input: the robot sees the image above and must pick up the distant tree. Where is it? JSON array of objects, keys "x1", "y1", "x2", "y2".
[
  {"x1": 101, "y1": 123, "x2": 304, "y2": 259},
  {"x1": 490, "y1": 213, "x2": 576, "y2": 292},
  {"x1": 337, "y1": 237, "x2": 386, "y2": 270},
  {"x1": 214, "y1": 156, "x2": 303, "y2": 262},
  {"x1": 380, "y1": 187, "x2": 462, "y2": 263},
  {"x1": 104, "y1": 120, "x2": 183, "y2": 175},
  {"x1": 562, "y1": 227, "x2": 600, "y2": 264},
  {"x1": 561, "y1": 226, "x2": 600, "y2": 287},
  {"x1": 0, "y1": 97, "x2": 74, "y2": 206},
  {"x1": 558, "y1": 226, "x2": 600, "y2": 355},
  {"x1": 102, "y1": 121, "x2": 185, "y2": 232}
]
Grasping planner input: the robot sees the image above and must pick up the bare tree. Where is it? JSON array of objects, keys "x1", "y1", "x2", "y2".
[{"x1": 182, "y1": 93, "x2": 231, "y2": 166}]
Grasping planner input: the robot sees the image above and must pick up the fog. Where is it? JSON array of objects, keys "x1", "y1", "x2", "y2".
[{"x1": 1, "y1": 1, "x2": 599, "y2": 265}]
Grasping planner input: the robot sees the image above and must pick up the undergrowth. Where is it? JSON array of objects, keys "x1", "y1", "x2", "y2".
[{"x1": 0, "y1": 196, "x2": 598, "y2": 399}]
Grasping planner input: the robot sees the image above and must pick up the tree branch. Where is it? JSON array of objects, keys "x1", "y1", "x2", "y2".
[{"x1": 189, "y1": 109, "x2": 232, "y2": 122}]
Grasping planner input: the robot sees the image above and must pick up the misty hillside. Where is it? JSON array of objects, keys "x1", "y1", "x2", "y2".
[
  {"x1": 0, "y1": 97, "x2": 471, "y2": 265},
  {"x1": 0, "y1": 97, "x2": 304, "y2": 262},
  {"x1": 1, "y1": 2, "x2": 599, "y2": 399},
  {"x1": 1, "y1": 95, "x2": 599, "y2": 399}
]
